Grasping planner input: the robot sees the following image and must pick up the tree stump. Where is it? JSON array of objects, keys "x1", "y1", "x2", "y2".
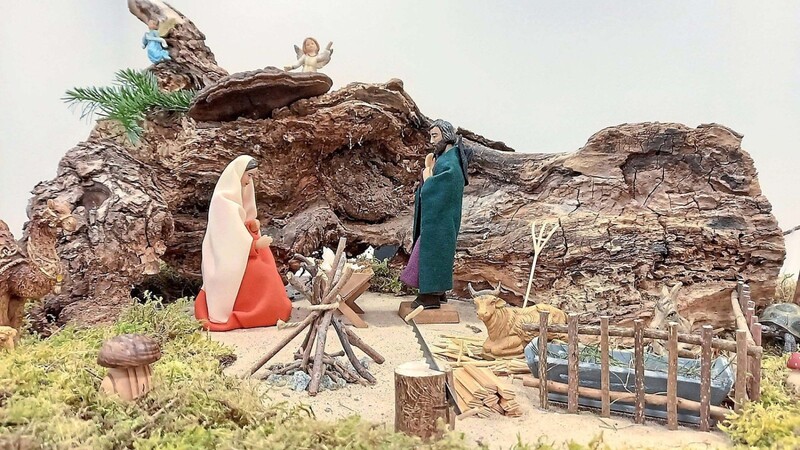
[{"x1": 394, "y1": 361, "x2": 452, "y2": 441}]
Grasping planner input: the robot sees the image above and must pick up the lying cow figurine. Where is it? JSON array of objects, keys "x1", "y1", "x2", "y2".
[{"x1": 469, "y1": 283, "x2": 568, "y2": 357}]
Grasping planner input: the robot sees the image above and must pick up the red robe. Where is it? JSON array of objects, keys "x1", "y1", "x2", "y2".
[{"x1": 194, "y1": 228, "x2": 291, "y2": 331}]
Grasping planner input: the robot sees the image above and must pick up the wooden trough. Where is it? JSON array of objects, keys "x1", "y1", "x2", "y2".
[{"x1": 520, "y1": 281, "x2": 763, "y2": 431}]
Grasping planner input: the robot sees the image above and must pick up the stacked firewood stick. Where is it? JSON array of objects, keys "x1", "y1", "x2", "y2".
[
  {"x1": 454, "y1": 366, "x2": 522, "y2": 418},
  {"x1": 248, "y1": 238, "x2": 384, "y2": 395}
]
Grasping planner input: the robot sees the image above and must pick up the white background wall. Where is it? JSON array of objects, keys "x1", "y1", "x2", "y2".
[{"x1": 1, "y1": 0, "x2": 797, "y2": 276}]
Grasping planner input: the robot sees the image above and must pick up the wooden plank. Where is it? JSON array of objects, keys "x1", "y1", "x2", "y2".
[
  {"x1": 463, "y1": 366, "x2": 498, "y2": 394},
  {"x1": 453, "y1": 381, "x2": 470, "y2": 413},
  {"x1": 347, "y1": 298, "x2": 366, "y2": 314},
  {"x1": 538, "y1": 310, "x2": 550, "y2": 410},
  {"x1": 483, "y1": 395, "x2": 499, "y2": 408},
  {"x1": 567, "y1": 313, "x2": 579, "y2": 414},
  {"x1": 498, "y1": 398, "x2": 521, "y2": 416},
  {"x1": 699, "y1": 325, "x2": 713, "y2": 431},
  {"x1": 344, "y1": 281, "x2": 369, "y2": 314},
  {"x1": 735, "y1": 329, "x2": 748, "y2": 411},
  {"x1": 498, "y1": 398, "x2": 519, "y2": 409},
  {"x1": 485, "y1": 371, "x2": 516, "y2": 399},
  {"x1": 750, "y1": 320, "x2": 762, "y2": 401},
  {"x1": 397, "y1": 302, "x2": 459, "y2": 324},
  {"x1": 600, "y1": 316, "x2": 611, "y2": 418},
  {"x1": 455, "y1": 368, "x2": 489, "y2": 400},
  {"x1": 521, "y1": 324, "x2": 761, "y2": 357},
  {"x1": 453, "y1": 375, "x2": 473, "y2": 402},
  {"x1": 667, "y1": 322, "x2": 679, "y2": 430},
  {"x1": 455, "y1": 384, "x2": 482, "y2": 409},
  {"x1": 634, "y1": 319, "x2": 645, "y2": 424},
  {"x1": 340, "y1": 270, "x2": 373, "y2": 301},
  {"x1": 520, "y1": 376, "x2": 731, "y2": 420},
  {"x1": 337, "y1": 301, "x2": 368, "y2": 328}
]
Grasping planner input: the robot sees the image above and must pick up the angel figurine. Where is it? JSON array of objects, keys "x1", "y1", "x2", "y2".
[
  {"x1": 141, "y1": 18, "x2": 176, "y2": 64},
  {"x1": 284, "y1": 37, "x2": 333, "y2": 73}
]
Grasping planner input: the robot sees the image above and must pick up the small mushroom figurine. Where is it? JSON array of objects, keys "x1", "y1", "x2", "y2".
[{"x1": 97, "y1": 334, "x2": 162, "y2": 401}]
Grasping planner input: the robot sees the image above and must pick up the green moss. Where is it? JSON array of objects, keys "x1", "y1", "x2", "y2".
[
  {"x1": 719, "y1": 355, "x2": 800, "y2": 449},
  {"x1": 0, "y1": 296, "x2": 627, "y2": 449}
]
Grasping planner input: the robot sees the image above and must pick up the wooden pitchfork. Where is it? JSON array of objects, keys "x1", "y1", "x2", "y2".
[{"x1": 523, "y1": 220, "x2": 560, "y2": 308}]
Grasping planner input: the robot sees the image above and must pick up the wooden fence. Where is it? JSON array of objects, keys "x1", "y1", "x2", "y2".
[{"x1": 521, "y1": 281, "x2": 763, "y2": 431}]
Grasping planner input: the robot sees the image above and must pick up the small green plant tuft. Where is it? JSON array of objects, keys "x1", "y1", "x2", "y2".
[
  {"x1": 63, "y1": 68, "x2": 195, "y2": 142},
  {"x1": 0, "y1": 293, "x2": 621, "y2": 449},
  {"x1": 363, "y1": 258, "x2": 418, "y2": 296},
  {"x1": 131, "y1": 261, "x2": 202, "y2": 303}
]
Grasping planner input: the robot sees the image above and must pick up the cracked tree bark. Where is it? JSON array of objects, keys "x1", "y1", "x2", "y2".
[{"x1": 21, "y1": 1, "x2": 785, "y2": 331}]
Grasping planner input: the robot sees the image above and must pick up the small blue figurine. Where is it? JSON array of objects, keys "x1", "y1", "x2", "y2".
[{"x1": 141, "y1": 19, "x2": 172, "y2": 64}]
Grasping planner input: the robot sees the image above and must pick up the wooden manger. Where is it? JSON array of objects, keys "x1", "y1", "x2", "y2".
[{"x1": 520, "y1": 281, "x2": 763, "y2": 431}]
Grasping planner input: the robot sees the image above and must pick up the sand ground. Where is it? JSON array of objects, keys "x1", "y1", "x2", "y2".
[{"x1": 209, "y1": 292, "x2": 732, "y2": 449}]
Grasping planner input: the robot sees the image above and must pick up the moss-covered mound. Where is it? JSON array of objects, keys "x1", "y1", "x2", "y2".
[
  {"x1": 6, "y1": 294, "x2": 796, "y2": 449},
  {"x1": 0, "y1": 298, "x2": 600, "y2": 450}
]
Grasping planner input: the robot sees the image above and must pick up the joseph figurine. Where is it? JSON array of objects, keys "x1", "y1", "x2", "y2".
[{"x1": 400, "y1": 119, "x2": 472, "y2": 309}]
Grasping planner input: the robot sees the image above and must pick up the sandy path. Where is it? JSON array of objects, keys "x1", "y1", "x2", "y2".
[{"x1": 209, "y1": 293, "x2": 732, "y2": 449}]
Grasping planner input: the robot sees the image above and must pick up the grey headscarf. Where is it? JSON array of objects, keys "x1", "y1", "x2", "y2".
[{"x1": 430, "y1": 119, "x2": 473, "y2": 186}]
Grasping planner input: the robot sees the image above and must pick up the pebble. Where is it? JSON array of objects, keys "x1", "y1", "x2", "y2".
[{"x1": 291, "y1": 371, "x2": 311, "y2": 392}]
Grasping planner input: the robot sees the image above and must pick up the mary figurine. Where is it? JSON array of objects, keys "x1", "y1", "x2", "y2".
[
  {"x1": 141, "y1": 20, "x2": 171, "y2": 64},
  {"x1": 194, "y1": 156, "x2": 292, "y2": 331}
]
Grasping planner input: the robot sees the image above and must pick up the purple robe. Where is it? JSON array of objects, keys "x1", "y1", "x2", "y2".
[{"x1": 399, "y1": 240, "x2": 421, "y2": 288}]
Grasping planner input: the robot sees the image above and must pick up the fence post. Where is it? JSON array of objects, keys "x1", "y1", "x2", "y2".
[
  {"x1": 634, "y1": 319, "x2": 645, "y2": 424},
  {"x1": 600, "y1": 316, "x2": 610, "y2": 418},
  {"x1": 736, "y1": 281, "x2": 745, "y2": 310},
  {"x1": 699, "y1": 325, "x2": 713, "y2": 431},
  {"x1": 538, "y1": 310, "x2": 550, "y2": 410},
  {"x1": 742, "y1": 285, "x2": 752, "y2": 313},
  {"x1": 735, "y1": 329, "x2": 748, "y2": 411},
  {"x1": 667, "y1": 322, "x2": 679, "y2": 430},
  {"x1": 567, "y1": 313, "x2": 579, "y2": 413},
  {"x1": 750, "y1": 320, "x2": 762, "y2": 401}
]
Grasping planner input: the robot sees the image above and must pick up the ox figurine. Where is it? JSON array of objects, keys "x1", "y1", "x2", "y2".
[{"x1": 469, "y1": 282, "x2": 568, "y2": 357}]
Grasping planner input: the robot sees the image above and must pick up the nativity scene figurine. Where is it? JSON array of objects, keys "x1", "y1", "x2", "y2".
[
  {"x1": 194, "y1": 156, "x2": 292, "y2": 331},
  {"x1": 284, "y1": 37, "x2": 334, "y2": 73},
  {"x1": 141, "y1": 18, "x2": 176, "y2": 64}
]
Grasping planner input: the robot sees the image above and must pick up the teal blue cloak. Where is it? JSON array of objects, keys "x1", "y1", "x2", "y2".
[{"x1": 412, "y1": 146, "x2": 467, "y2": 294}]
